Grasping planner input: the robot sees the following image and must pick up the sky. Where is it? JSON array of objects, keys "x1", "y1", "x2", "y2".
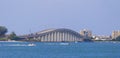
[{"x1": 0, "y1": 0, "x2": 120, "y2": 35}]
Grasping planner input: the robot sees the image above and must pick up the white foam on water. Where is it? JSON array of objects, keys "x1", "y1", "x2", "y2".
[
  {"x1": 6, "y1": 44, "x2": 27, "y2": 46},
  {"x1": 60, "y1": 43, "x2": 69, "y2": 45},
  {"x1": 0, "y1": 41, "x2": 22, "y2": 42},
  {"x1": 1, "y1": 44, "x2": 36, "y2": 47},
  {"x1": 28, "y1": 43, "x2": 36, "y2": 46}
]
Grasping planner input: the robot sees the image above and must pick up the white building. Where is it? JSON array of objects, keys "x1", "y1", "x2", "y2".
[
  {"x1": 112, "y1": 30, "x2": 120, "y2": 39},
  {"x1": 80, "y1": 29, "x2": 92, "y2": 39}
]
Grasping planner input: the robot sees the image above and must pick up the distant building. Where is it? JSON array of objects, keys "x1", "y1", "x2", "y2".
[
  {"x1": 112, "y1": 30, "x2": 120, "y2": 39},
  {"x1": 80, "y1": 29, "x2": 92, "y2": 39},
  {"x1": 93, "y1": 35, "x2": 112, "y2": 41}
]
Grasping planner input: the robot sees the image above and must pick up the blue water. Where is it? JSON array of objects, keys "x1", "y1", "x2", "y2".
[{"x1": 0, "y1": 42, "x2": 120, "y2": 58}]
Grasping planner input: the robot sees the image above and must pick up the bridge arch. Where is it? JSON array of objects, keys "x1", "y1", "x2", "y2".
[{"x1": 28, "y1": 28, "x2": 83, "y2": 42}]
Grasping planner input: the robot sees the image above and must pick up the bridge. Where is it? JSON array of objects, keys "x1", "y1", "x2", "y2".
[{"x1": 22, "y1": 28, "x2": 83, "y2": 42}]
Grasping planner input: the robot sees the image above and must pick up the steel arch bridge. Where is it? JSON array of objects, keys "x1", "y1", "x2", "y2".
[{"x1": 26, "y1": 28, "x2": 83, "y2": 42}]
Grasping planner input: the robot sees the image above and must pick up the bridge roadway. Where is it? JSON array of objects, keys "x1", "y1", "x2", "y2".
[{"x1": 23, "y1": 28, "x2": 83, "y2": 42}]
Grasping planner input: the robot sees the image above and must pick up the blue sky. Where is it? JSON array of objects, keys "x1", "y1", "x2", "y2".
[{"x1": 0, "y1": 0, "x2": 120, "y2": 35}]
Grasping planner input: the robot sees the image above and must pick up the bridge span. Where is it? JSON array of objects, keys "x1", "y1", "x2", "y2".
[{"x1": 23, "y1": 28, "x2": 83, "y2": 42}]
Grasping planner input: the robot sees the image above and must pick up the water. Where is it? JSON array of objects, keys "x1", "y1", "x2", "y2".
[{"x1": 0, "y1": 41, "x2": 120, "y2": 58}]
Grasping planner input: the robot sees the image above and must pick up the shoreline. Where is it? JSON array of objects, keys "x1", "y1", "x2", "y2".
[
  {"x1": 0, "y1": 40, "x2": 23, "y2": 42},
  {"x1": 0, "y1": 40, "x2": 120, "y2": 43}
]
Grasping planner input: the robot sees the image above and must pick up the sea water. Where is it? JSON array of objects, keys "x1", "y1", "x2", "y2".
[{"x1": 0, "y1": 41, "x2": 120, "y2": 58}]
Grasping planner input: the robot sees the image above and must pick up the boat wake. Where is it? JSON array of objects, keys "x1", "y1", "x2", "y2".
[
  {"x1": 0, "y1": 44, "x2": 36, "y2": 47},
  {"x1": 60, "y1": 43, "x2": 69, "y2": 45},
  {"x1": 45, "y1": 43, "x2": 70, "y2": 46}
]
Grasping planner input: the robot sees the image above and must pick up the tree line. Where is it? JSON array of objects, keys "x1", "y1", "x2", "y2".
[{"x1": 0, "y1": 26, "x2": 20, "y2": 41}]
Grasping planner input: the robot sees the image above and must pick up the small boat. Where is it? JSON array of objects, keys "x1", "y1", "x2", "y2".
[{"x1": 28, "y1": 43, "x2": 36, "y2": 46}]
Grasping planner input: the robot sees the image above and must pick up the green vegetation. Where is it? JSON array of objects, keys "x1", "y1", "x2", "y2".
[
  {"x1": 0, "y1": 26, "x2": 8, "y2": 41},
  {"x1": 8, "y1": 32, "x2": 20, "y2": 40},
  {"x1": 0, "y1": 26, "x2": 22, "y2": 41},
  {"x1": 0, "y1": 38, "x2": 8, "y2": 41},
  {"x1": 0, "y1": 26, "x2": 8, "y2": 36}
]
